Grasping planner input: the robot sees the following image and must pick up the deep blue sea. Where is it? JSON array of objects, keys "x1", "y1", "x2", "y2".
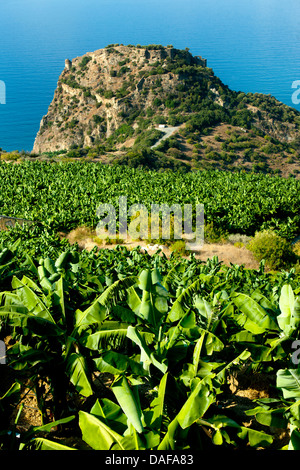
[{"x1": 0, "y1": 0, "x2": 300, "y2": 152}]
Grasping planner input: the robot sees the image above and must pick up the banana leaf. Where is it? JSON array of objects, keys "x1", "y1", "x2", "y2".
[
  {"x1": 79, "y1": 410, "x2": 126, "y2": 450},
  {"x1": 93, "y1": 351, "x2": 146, "y2": 375},
  {"x1": 176, "y1": 377, "x2": 215, "y2": 429},
  {"x1": 66, "y1": 352, "x2": 93, "y2": 397},
  {"x1": 147, "y1": 372, "x2": 168, "y2": 433},
  {"x1": 288, "y1": 425, "x2": 300, "y2": 450},
  {"x1": 111, "y1": 375, "x2": 144, "y2": 434},
  {"x1": 237, "y1": 427, "x2": 273, "y2": 447},
  {"x1": 20, "y1": 438, "x2": 76, "y2": 450},
  {"x1": 276, "y1": 368, "x2": 300, "y2": 399},
  {"x1": 277, "y1": 284, "x2": 300, "y2": 336},
  {"x1": 126, "y1": 325, "x2": 167, "y2": 374},
  {"x1": 81, "y1": 321, "x2": 130, "y2": 350},
  {"x1": 232, "y1": 292, "x2": 278, "y2": 334},
  {"x1": 167, "y1": 278, "x2": 202, "y2": 322},
  {"x1": 10, "y1": 275, "x2": 56, "y2": 323}
]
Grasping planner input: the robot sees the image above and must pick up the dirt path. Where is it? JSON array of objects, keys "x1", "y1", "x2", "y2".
[
  {"x1": 65, "y1": 227, "x2": 260, "y2": 270},
  {"x1": 151, "y1": 126, "x2": 180, "y2": 148}
]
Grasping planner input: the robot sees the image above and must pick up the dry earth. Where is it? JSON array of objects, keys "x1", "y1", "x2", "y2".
[{"x1": 64, "y1": 226, "x2": 260, "y2": 270}]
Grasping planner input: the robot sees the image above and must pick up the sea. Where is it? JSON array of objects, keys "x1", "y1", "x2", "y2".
[{"x1": 0, "y1": 0, "x2": 300, "y2": 152}]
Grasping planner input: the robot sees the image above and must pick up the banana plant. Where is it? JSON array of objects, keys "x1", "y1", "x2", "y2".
[
  {"x1": 0, "y1": 381, "x2": 21, "y2": 450},
  {"x1": 228, "y1": 284, "x2": 300, "y2": 365},
  {"x1": 79, "y1": 362, "x2": 271, "y2": 451},
  {"x1": 19, "y1": 374, "x2": 170, "y2": 450},
  {"x1": 0, "y1": 252, "x2": 137, "y2": 421},
  {"x1": 83, "y1": 269, "x2": 170, "y2": 379},
  {"x1": 243, "y1": 367, "x2": 300, "y2": 450},
  {"x1": 19, "y1": 358, "x2": 275, "y2": 451},
  {"x1": 87, "y1": 268, "x2": 232, "y2": 384}
]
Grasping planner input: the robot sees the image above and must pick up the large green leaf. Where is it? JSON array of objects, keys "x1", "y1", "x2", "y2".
[
  {"x1": 81, "y1": 321, "x2": 129, "y2": 350},
  {"x1": 23, "y1": 415, "x2": 76, "y2": 439},
  {"x1": 21, "y1": 437, "x2": 76, "y2": 450},
  {"x1": 79, "y1": 410, "x2": 125, "y2": 450},
  {"x1": 157, "y1": 418, "x2": 180, "y2": 450},
  {"x1": 126, "y1": 325, "x2": 167, "y2": 374},
  {"x1": 176, "y1": 378, "x2": 215, "y2": 429},
  {"x1": 98, "y1": 276, "x2": 137, "y2": 308},
  {"x1": 90, "y1": 398, "x2": 128, "y2": 432},
  {"x1": 10, "y1": 276, "x2": 56, "y2": 323},
  {"x1": 111, "y1": 375, "x2": 144, "y2": 434},
  {"x1": 26, "y1": 315, "x2": 64, "y2": 337},
  {"x1": 288, "y1": 425, "x2": 300, "y2": 450},
  {"x1": 277, "y1": 285, "x2": 300, "y2": 336},
  {"x1": 167, "y1": 278, "x2": 202, "y2": 322},
  {"x1": 128, "y1": 269, "x2": 168, "y2": 327},
  {"x1": 148, "y1": 372, "x2": 168, "y2": 433},
  {"x1": 164, "y1": 310, "x2": 196, "y2": 352},
  {"x1": 66, "y1": 352, "x2": 93, "y2": 397},
  {"x1": 74, "y1": 298, "x2": 107, "y2": 333},
  {"x1": 277, "y1": 368, "x2": 300, "y2": 399},
  {"x1": 233, "y1": 292, "x2": 278, "y2": 334},
  {"x1": 52, "y1": 276, "x2": 66, "y2": 321},
  {"x1": 279, "y1": 284, "x2": 295, "y2": 319},
  {"x1": 237, "y1": 427, "x2": 273, "y2": 447},
  {"x1": 93, "y1": 351, "x2": 146, "y2": 375},
  {"x1": 194, "y1": 297, "x2": 213, "y2": 325},
  {"x1": 245, "y1": 406, "x2": 288, "y2": 428}
]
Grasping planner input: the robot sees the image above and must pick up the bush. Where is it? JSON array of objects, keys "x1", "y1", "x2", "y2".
[
  {"x1": 79, "y1": 56, "x2": 92, "y2": 69},
  {"x1": 293, "y1": 241, "x2": 300, "y2": 257},
  {"x1": 0, "y1": 152, "x2": 20, "y2": 161},
  {"x1": 169, "y1": 240, "x2": 189, "y2": 256},
  {"x1": 247, "y1": 230, "x2": 297, "y2": 270},
  {"x1": 227, "y1": 234, "x2": 252, "y2": 245},
  {"x1": 204, "y1": 222, "x2": 228, "y2": 244}
]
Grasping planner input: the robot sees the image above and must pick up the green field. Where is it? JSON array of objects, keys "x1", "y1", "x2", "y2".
[{"x1": 0, "y1": 160, "x2": 299, "y2": 240}]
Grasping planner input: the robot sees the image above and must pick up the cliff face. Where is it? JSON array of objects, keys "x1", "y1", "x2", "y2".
[
  {"x1": 32, "y1": 45, "x2": 207, "y2": 153},
  {"x1": 32, "y1": 44, "x2": 300, "y2": 156}
]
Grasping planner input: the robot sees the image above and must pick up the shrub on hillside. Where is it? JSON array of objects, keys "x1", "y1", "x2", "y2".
[
  {"x1": 170, "y1": 240, "x2": 189, "y2": 256},
  {"x1": 247, "y1": 230, "x2": 297, "y2": 270},
  {"x1": 294, "y1": 241, "x2": 300, "y2": 257},
  {"x1": 204, "y1": 222, "x2": 228, "y2": 244}
]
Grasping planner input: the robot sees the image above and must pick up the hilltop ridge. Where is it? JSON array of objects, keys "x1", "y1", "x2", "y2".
[
  {"x1": 32, "y1": 44, "x2": 208, "y2": 153},
  {"x1": 31, "y1": 44, "x2": 300, "y2": 176}
]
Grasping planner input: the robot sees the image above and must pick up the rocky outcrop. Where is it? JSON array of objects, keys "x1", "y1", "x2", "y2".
[
  {"x1": 32, "y1": 44, "x2": 300, "y2": 155},
  {"x1": 32, "y1": 45, "x2": 207, "y2": 153}
]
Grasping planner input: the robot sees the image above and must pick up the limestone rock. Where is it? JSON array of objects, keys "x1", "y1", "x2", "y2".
[{"x1": 32, "y1": 45, "x2": 207, "y2": 153}]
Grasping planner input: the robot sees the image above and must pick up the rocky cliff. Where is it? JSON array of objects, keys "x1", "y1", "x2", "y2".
[
  {"x1": 32, "y1": 43, "x2": 300, "y2": 170},
  {"x1": 33, "y1": 45, "x2": 207, "y2": 153}
]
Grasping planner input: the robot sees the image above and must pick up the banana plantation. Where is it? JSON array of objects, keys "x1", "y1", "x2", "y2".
[
  {"x1": 0, "y1": 240, "x2": 300, "y2": 450},
  {"x1": 0, "y1": 161, "x2": 299, "y2": 451}
]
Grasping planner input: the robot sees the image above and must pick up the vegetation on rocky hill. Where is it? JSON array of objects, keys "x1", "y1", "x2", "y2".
[{"x1": 28, "y1": 44, "x2": 299, "y2": 176}]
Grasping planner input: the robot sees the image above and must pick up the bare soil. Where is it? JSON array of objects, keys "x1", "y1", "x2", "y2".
[{"x1": 64, "y1": 225, "x2": 260, "y2": 270}]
